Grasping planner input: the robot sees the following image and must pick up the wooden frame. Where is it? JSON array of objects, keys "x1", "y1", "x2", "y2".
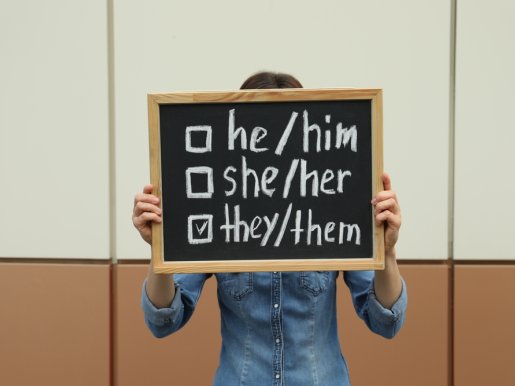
[{"x1": 148, "y1": 88, "x2": 384, "y2": 273}]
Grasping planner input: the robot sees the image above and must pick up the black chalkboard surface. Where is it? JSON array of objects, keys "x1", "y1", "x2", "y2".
[{"x1": 148, "y1": 89, "x2": 384, "y2": 273}]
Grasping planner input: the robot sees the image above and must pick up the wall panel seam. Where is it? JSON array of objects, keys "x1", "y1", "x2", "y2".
[
  {"x1": 108, "y1": 0, "x2": 117, "y2": 265},
  {"x1": 449, "y1": 1, "x2": 457, "y2": 385},
  {"x1": 107, "y1": 0, "x2": 116, "y2": 385}
]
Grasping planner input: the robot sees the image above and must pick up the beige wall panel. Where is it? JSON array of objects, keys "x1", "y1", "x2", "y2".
[
  {"x1": 454, "y1": 1, "x2": 515, "y2": 260},
  {"x1": 114, "y1": 264, "x2": 220, "y2": 386},
  {"x1": 339, "y1": 264, "x2": 450, "y2": 386},
  {"x1": 455, "y1": 265, "x2": 515, "y2": 386},
  {"x1": 0, "y1": 1, "x2": 109, "y2": 258},
  {"x1": 0, "y1": 263, "x2": 110, "y2": 386},
  {"x1": 115, "y1": 1, "x2": 450, "y2": 261}
]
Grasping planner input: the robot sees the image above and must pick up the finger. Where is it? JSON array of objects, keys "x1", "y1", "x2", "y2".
[
  {"x1": 133, "y1": 212, "x2": 162, "y2": 228},
  {"x1": 371, "y1": 190, "x2": 397, "y2": 205},
  {"x1": 134, "y1": 192, "x2": 160, "y2": 206},
  {"x1": 375, "y1": 210, "x2": 401, "y2": 229},
  {"x1": 133, "y1": 201, "x2": 162, "y2": 217},
  {"x1": 374, "y1": 198, "x2": 400, "y2": 215},
  {"x1": 143, "y1": 184, "x2": 154, "y2": 194},
  {"x1": 382, "y1": 172, "x2": 392, "y2": 191}
]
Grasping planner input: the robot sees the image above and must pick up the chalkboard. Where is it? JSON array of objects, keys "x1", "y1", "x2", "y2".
[{"x1": 148, "y1": 89, "x2": 384, "y2": 273}]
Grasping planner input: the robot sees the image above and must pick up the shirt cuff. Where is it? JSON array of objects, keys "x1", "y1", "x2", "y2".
[
  {"x1": 367, "y1": 277, "x2": 407, "y2": 326},
  {"x1": 141, "y1": 279, "x2": 183, "y2": 327}
]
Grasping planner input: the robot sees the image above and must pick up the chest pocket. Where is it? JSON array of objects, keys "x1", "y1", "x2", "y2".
[
  {"x1": 217, "y1": 273, "x2": 254, "y2": 300},
  {"x1": 299, "y1": 271, "x2": 332, "y2": 296}
]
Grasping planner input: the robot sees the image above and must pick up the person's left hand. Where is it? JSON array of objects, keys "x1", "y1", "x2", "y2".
[{"x1": 371, "y1": 172, "x2": 401, "y2": 257}]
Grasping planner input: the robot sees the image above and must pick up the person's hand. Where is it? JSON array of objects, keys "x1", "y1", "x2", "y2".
[
  {"x1": 371, "y1": 173, "x2": 401, "y2": 258},
  {"x1": 132, "y1": 184, "x2": 162, "y2": 245}
]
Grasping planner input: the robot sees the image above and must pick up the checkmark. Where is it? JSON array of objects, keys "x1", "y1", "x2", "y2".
[
  {"x1": 195, "y1": 221, "x2": 208, "y2": 236},
  {"x1": 188, "y1": 214, "x2": 213, "y2": 245}
]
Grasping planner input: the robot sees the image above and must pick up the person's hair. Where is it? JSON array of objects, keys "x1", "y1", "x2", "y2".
[{"x1": 240, "y1": 71, "x2": 303, "y2": 90}]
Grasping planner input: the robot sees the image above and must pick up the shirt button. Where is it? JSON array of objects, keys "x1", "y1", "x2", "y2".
[
  {"x1": 276, "y1": 338, "x2": 280, "y2": 344},
  {"x1": 276, "y1": 374, "x2": 281, "y2": 379},
  {"x1": 274, "y1": 304, "x2": 279, "y2": 308}
]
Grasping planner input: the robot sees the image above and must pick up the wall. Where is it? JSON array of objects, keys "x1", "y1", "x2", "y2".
[
  {"x1": 0, "y1": 1, "x2": 514, "y2": 385},
  {"x1": 0, "y1": 0, "x2": 109, "y2": 259},
  {"x1": 113, "y1": 0, "x2": 450, "y2": 262},
  {"x1": 453, "y1": 2, "x2": 515, "y2": 385}
]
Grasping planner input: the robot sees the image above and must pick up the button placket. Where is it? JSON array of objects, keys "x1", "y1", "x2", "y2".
[{"x1": 271, "y1": 272, "x2": 283, "y2": 385}]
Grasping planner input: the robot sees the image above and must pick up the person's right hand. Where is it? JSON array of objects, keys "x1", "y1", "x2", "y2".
[{"x1": 132, "y1": 184, "x2": 162, "y2": 244}]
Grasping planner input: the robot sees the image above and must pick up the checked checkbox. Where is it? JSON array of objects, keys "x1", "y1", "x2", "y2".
[{"x1": 187, "y1": 214, "x2": 213, "y2": 245}]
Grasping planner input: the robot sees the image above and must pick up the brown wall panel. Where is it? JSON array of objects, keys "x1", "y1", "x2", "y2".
[
  {"x1": 455, "y1": 265, "x2": 515, "y2": 386},
  {"x1": 113, "y1": 265, "x2": 220, "y2": 386},
  {"x1": 6, "y1": 261, "x2": 513, "y2": 385},
  {"x1": 338, "y1": 264, "x2": 450, "y2": 386},
  {"x1": 114, "y1": 264, "x2": 450, "y2": 386},
  {"x1": 0, "y1": 262, "x2": 110, "y2": 386}
]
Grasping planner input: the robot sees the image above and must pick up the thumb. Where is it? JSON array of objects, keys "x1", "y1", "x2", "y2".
[
  {"x1": 143, "y1": 184, "x2": 154, "y2": 194},
  {"x1": 382, "y1": 172, "x2": 392, "y2": 191}
]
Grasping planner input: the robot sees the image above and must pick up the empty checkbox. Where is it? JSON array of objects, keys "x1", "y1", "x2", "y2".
[
  {"x1": 185, "y1": 166, "x2": 214, "y2": 198},
  {"x1": 185, "y1": 126, "x2": 212, "y2": 153}
]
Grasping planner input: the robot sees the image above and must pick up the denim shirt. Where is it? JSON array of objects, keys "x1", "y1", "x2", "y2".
[{"x1": 141, "y1": 270, "x2": 407, "y2": 386}]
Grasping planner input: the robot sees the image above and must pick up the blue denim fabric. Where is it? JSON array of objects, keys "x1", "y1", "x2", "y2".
[{"x1": 141, "y1": 271, "x2": 407, "y2": 386}]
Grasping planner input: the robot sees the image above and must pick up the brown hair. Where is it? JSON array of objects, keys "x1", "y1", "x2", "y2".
[{"x1": 240, "y1": 71, "x2": 303, "y2": 90}]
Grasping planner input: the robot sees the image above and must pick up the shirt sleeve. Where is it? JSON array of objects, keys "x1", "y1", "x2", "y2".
[
  {"x1": 141, "y1": 273, "x2": 211, "y2": 338},
  {"x1": 343, "y1": 270, "x2": 407, "y2": 339}
]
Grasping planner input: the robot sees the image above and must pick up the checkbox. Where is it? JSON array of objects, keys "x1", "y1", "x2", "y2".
[
  {"x1": 188, "y1": 214, "x2": 213, "y2": 244},
  {"x1": 185, "y1": 125, "x2": 212, "y2": 153},
  {"x1": 185, "y1": 166, "x2": 214, "y2": 198}
]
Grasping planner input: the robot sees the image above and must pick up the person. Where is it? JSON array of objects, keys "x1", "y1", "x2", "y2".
[{"x1": 133, "y1": 71, "x2": 407, "y2": 386}]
